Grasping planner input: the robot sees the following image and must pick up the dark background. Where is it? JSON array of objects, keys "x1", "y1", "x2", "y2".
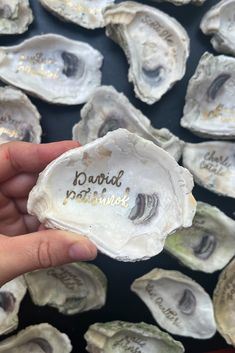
[{"x1": 1, "y1": 0, "x2": 235, "y2": 352}]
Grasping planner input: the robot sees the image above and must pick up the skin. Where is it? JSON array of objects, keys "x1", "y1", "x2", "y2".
[{"x1": 0, "y1": 140, "x2": 97, "y2": 286}]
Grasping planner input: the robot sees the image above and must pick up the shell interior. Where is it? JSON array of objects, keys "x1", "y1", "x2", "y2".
[
  {"x1": 27, "y1": 129, "x2": 196, "y2": 262},
  {"x1": 131, "y1": 269, "x2": 216, "y2": 339},
  {"x1": 0, "y1": 34, "x2": 103, "y2": 104},
  {"x1": 104, "y1": 1, "x2": 190, "y2": 104},
  {"x1": 24, "y1": 262, "x2": 107, "y2": 315},
  {"x1": 165, "y1": 202, "x2": 235, "y2": 273}
]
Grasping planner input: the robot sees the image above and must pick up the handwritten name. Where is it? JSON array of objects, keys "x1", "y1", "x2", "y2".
[
  {"x1": 63, "y1": 187, "x2": 130, "y2": 208},
  {"x1": 141, "y1": 15, "x2": 174, "y2": 46},
  {"x1": 200, "y1": 150, "x2": 231, "y2": 176},
  {"x1": 146, "y1": 282, "x2": 181, "y2": 327},
  {"x1": 73, "y1": 170, "x2": 124, "y2": 188},
  {"x1": 112, "y1": 335, "x2": 146, "y2": 353},
  {"x1": 47, "y1": 268, "x2": 84, "y2": 291}
]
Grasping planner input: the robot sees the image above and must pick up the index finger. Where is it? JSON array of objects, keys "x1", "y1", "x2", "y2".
[{"x1": 0, "y1": 141, "x2": 80, "y2": 183}]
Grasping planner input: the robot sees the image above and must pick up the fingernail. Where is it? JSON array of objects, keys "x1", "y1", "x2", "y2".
[{"x1": 69, "y1": 242, "x2": 97, "y2": 261}]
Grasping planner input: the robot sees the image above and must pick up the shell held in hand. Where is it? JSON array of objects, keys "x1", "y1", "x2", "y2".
[
  {"x1": 0, "y1": 276, "x2": 27, "y2": 336},
  {"x1": 213, "y1": 258, "x2": 235, "y2": 347},
  {"x1": 85, "y1": 321, "x2": 185, "y2": 353},
  {"x1": 131, "y1": 268, "x2": 216, "y2": 339},
  {"x1": 27, "y1": 129, "x2": 196, "y2": 262},
  {"x1": 165, "y1": 202, "x2": 235, "y2": 273},
  {"x1": 24, "y1": 262, "x2": 107, "y2": 315},
  {"x1": 40, "y1": 0, "x2": 115, "y2": 29},
  {"x1": 0, "y1": 0, "x2": 33, "y2": 35},
  {"x1": 104, "y1": 1, "x2": 190, "y2": 105},
  {"x1": 0, "y1": 34, "x2": 103, "y2": 105},
  {"x1": 73, "y1": 85, "x2": 184, "y2": 161},
  {"x1": 0, "y1": 86, "x2": 41, "y2": 144},
  {"x1": 0, "y1": 323, "x2": 72, "y2": 353},
  {"x1": 201, "y1": 0, "x2": 235, "y2": 56},
  {"x1": 182, "y1": 141, "x2": 235, "y2": 198},
  {"x1": 181, "y1": 52, "x2": 235, "y2": 139}
]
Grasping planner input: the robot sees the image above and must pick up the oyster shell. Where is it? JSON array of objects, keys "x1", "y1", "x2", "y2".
[
  {"x1": 165, "y1": 202, "x2": 235, "y2": 273},
  {"x1": 151, "y1": 0, "x2": 206, "y2": 5},
  {"x1": 24, "y1": 262, "x2": 107, "y2": 315},
  {"x1": 0, "y1": 34, "x2": 103, "y2": 105},
  {"x1": 85, "y1": 321, "x2": 185, "y2": 353},
  {"x1": 0, "y1": 323, "x2": 72, "y2": 353},
  {"x1": 0, "y1": 0, "x2": 33, "y2": 35},
  {"x1": 0, "y1": 86, "x2": 41, "y2": 144},
  {"x1": 182, "y1": 141, "x2": 235, "y2": 198},
  {"x1": 73, "y1": 86, "x2": 184, "y2": 161},
  {"x1": 104, "y1": 2, "x2": 190, "y2": 105},
  {"x1": 40, "y1": 0, "x2": 115, "y2": 29},
  {"x1": 201, "y1": 0, "x2": 235, "y2": 56},
  {"x1": 181, "y1": 52, "x2": 235, "y2": 139},
  {"x1": 131, "y1": 268, "x2": 216, "y2": 339},
  {"x1": 27, "y1": 129, "x2": 196, "y2": 262},
  {"x1": 0, "y1": 276, "x2": 27, "y2": 336},
  {"x1": 213, "y1": 258, "x2": 235, "y2": 347}
]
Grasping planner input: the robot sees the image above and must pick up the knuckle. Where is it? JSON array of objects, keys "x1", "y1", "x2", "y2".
[{"x1": 37, "y1": 238, "x2": 54, "y2": 269}]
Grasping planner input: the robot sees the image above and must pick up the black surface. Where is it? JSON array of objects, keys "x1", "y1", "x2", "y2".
[{"x1": 1, "y1": 0, "x2": 234, "y2": 352}]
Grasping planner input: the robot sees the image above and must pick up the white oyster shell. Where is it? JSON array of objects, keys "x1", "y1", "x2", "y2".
[
  {"x1": 182, "y1": 141, "x2": 235, "y2": 198},
  {"x1": 104, "y1": 1, "x2": 190, "y2": 105},
  {"x1": 151, "y1": 0, "x2": 206, "y2": 5},
  {"x1": 165, "y1": 201, "x2": 235, "y2": 273},
  {"x1": 181, "y1": 52, "x2": 235, "y2": 139},
  {"x1": 0, "y1": 323, "x2": 72, "y2": 353},
  {"x1": 213, "y1": 258, "x2": 235, "y2": 347},
  {"x1": 0, "y1": 34, "x2": 103, "y2": 105},
  {"x1": 0, "y1": 0, "x2": 33, "y2": 35},
  {"x1": 24, "y1": 262, "x2": 107, "y2": 315},
  {"x1": 201, "y1": 0, "x2": 235, "y2": 56},
  {"x1": 0, "y1": 276, "x2": 27, "y2": 336},
  {"x1": 73, "y1": 85, "x2": 184, "y2": 161},
  {"x1": 131, "y1": 268, "x2": 216, "y2": 339},
  {"x1": 0, "y1": 86, "x2": 41, "y2": 144},
  {"x1": 27, "y1": 129, "x2": 196, "y2": 262},
  {"x1": 85, "y1": 321, "x2": 185, "y2": 353},
  {"x1": 40, "y1": 0, "x2": 115, "y2": 29}
]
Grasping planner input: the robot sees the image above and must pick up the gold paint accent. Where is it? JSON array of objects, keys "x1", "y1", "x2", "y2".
[
  {"x1": 0, "y1": 127, "x2": 19, "y2": 138},
  {"x1": 63, "y1": 188, "x2": 130, "y2": 208},
  {"x1": 203, "y1": 104, "x2": 235, "y2": 122},
  {"x1": 62, "y1": 0, "x2": 100, "y2": 15}
]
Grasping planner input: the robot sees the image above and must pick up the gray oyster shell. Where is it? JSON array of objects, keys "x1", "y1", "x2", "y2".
[
  {"x1": 40, "y1": 0, "x2": 115, "y2": 29},
  {"x1": 0, "y1": 34, "x2": 103, "y2": 105},
  {"x1": 0, "y1": 276, "x2": 27, "y2": 336},
  {"x1": 85, "y1": 321, "x2": 185, "y2": 353},
  {"x1": 181, "y1": 52, "x2": 235, "y2": 139},
  {"x1": 131, "y1": 268, "x2": 216, "y2": 339},
  {"x1": 104, "y1": 1, "x2": 190, "y2": 105},
  {"x1": 0, "y1": 0, "x2": 33, "y2": 35},
  {"x1": 0, "y1": 86, "x2": 41, "y2": 144},
  {"x1": 201, "y1": 0, "x2": 235, "y2": 56},
  {"x1": 73, "y1": 86, "x2": 184, "y2": 161},
  {"x1": 0, "y1": 323, "x2": 72, "y2": 353},
  {"x1": 151, "y1": 0, "x2": 206, "y2": 5},
  {"x1": 165, "y1": 201, "x2": 235, "y2": 273},
  {"x1": 213, "y1": 258, "x2": 235, "y2": 347},
  {"x1": 27, "y1": 129, "x2": 196, "y2": 262},
  {"x1": 182, "y1": 141, "x2": 235, "y2": 198},
  {"x1": 24, "y1": 262, "x2": 107, "y2": 315}
]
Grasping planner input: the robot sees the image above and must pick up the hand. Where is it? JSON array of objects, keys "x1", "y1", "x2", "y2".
[{"x1": 0, "y1": 141, "x2": 97, "y2": 286}]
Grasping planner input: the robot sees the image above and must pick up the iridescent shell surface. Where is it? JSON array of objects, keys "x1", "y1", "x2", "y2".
[
  {"x1": 104, "y1": 1, "x2": 190, "y2": 104},
  {"x1": 0, "y1": 34, "x2": 103, "y2": 104},
  {"x1": 131, "y1": 268, "x2": 216, "y2": 339},
  {"x1": 28, "y1": 129, "x2": 196, "y2": 262},
  {"x1": 25, "y1": 262, "x2": 107, "y2": 315}
]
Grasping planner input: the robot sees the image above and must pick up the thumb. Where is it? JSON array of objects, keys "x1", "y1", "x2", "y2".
[{"x1": 0, "y1": 230, "x2": 97, "y2": 286}]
